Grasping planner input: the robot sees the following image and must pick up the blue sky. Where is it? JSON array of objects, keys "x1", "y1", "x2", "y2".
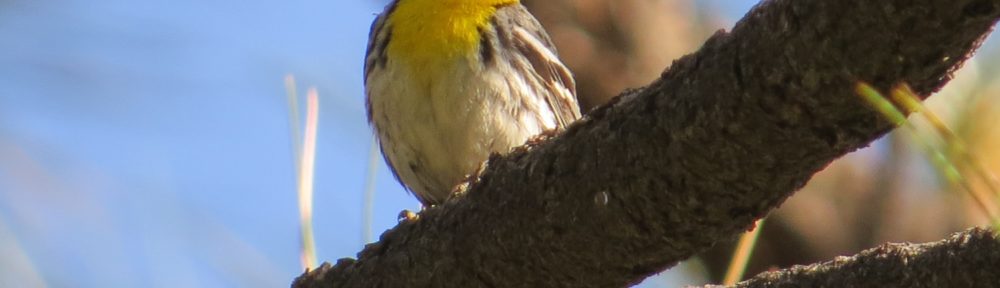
[{"x1": 3, "y1": 0, "x2": 934, "y2": 286}]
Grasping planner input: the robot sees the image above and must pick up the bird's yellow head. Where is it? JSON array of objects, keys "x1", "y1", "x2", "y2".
[{"x1": 386, "y1": 0, "x2": 520, "y2": 71}]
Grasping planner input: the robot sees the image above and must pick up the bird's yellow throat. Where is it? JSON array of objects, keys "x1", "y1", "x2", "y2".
[{"x1": 386, "y1": 0, "x2": 519, "y2": 72}]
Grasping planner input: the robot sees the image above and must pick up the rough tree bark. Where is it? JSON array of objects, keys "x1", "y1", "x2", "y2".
[
  {"x1": 704, "y1": 228, "x2": 1000, "y2": 288},
  {"x1": 295, "y1": 0, "x2": 1000, "y2": 287}
]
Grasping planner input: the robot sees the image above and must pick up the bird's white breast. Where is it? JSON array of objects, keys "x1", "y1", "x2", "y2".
[{"x1": 367, "y1": 54, "x2": 556, "y2": 203}]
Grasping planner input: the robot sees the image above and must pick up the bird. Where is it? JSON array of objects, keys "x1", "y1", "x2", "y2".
[{"x1": 364, "y1": 0, "x2": 581, "y2": 206}]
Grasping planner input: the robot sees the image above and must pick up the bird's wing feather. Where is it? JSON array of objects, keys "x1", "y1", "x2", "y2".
[{"x1": 497, "y1": 5, "x2": 582, "y2": 129}]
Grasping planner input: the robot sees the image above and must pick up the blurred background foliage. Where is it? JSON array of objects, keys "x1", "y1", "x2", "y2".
[{"x1": 0, "y1": 0, "x2": 997, "y2": 287}]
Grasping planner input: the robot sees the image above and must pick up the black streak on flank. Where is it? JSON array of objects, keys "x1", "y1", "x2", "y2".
[
  {"x1": 479, "y1": 26, "x2": 495, "y2": 67},
  {"x1": 377, "y1": 27, "x2": 392, "y2": 69}
]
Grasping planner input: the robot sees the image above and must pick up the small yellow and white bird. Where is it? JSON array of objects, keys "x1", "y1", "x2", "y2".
[{"x1": 364, "y1": 0, "x2": 581, "y2": 206}]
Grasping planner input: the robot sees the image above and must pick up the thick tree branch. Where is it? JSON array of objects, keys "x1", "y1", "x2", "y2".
[
  {"x1": 703, "y1": 228, "x2": 1000, "y2": 288},
  {"x1": 296, "y1": 0, "x2": 1000, "y2": 287}
]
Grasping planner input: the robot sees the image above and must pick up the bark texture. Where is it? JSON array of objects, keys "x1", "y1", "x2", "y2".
[
  {"x1": 295, "y1": 0, "x2": 1000, "y2": 286},
  {"x1": 704, "y1": 228, "x2": 1000, "y2": 288}
]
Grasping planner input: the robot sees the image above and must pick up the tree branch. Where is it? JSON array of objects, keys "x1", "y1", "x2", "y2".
[
  {"x1": 296, "y1": 0, "x2": 1000, "y2": 287},
  {"x1": 703, "y1": 228, "x2": 1000, "y2": 288}
]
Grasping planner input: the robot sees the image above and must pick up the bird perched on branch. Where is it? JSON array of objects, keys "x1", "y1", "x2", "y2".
[{"x1": 365, "y1": 0, "x2": 581, "y2": 206}]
